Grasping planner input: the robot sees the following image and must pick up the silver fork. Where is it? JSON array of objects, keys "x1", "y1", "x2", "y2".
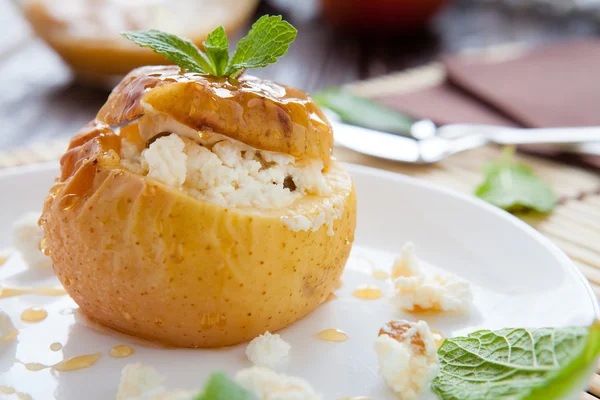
[{"x1": 331, "y1": 120, "x2": 600, "y2": 164}]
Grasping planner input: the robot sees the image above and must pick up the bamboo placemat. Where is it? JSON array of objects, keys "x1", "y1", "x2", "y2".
[
  {"x1": 0, "y1": 70, "x2": 599, "y2": 399},
  {"x1": 344, "y1": 66, "x2": 600, "y2": 301}
]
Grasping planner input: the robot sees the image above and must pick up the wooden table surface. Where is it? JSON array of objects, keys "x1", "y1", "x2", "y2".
[{"x1": 1, "y1": 0, "x2": 599, "y2": 150}]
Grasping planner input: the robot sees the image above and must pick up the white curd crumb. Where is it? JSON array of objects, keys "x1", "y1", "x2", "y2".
[
  {"x1": 117, "y1": 363, "x2": 165, "y2": 400},
  {"x1": 0, "y1": 311, "x2": 17, "y2": 341},
  {"x1": 142, "y1": 134, "x2": 187, "y2": 187},
  {"x1": 391, "y1": 242, "x2": 421, "y2": 278},
  {"x1": 246, "y1": 331, "x2": 291, "y2": 368},
  {"x1": 12, "y1": 211, "x2": 52, "y2": 269},
  {"x1": 392, "y1": 274, "x2": 473, "y2": 313},
  {"x1": 375, "y1": 320, "x2": 438, "y2": 400},
  {"x1": 117, "y1": 363, "x2": 192, "y2": 400},
  {"x1": 235, "y1": 366, "x2": 322, "y2": 400}
]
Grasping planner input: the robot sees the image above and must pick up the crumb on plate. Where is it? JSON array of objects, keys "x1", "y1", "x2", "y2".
[
  {"x1": 116, "y1": 363, "x2": 192, "y2": 400},
  {"x1": 116, "y1": 363, "x2": 321, "y2": 400},
  {"x1": 390, "y1": 242, "x2": 473, "y2": 313},
  {"x1": 391, "y1": 242, "x2": 421, "y2": 278},
  {"x1": 245, "y1": 331, "x2": 291, "y2": 368},
  {"x1": 392, "y1": 274, "x2": 473, "y2": 313},
  {"x1": 375, "y1": 320, "x2": 438, "y2": 400},
  {"x1": 235, "y1": 366, "x2": 322, "y2": 400}
]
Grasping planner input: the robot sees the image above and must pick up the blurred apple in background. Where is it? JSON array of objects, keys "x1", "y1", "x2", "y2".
[
  {"x1": 321, "y1": 0, "x2": 448, "y2": 32},
  {"x1": 18, "y1": 0, "x2": 260, "y2": 85}
]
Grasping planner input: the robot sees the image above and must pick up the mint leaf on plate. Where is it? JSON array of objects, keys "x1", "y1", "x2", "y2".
[
  {"x1": 122, "y1": 30, "x2": 213, "y2": 74},
  {"x1": 225, "y1": 15, "x2": 297, "y2": 78},
  {"x1": 431, "y1": 322, "x2": 600, "y2": 400},
  {"x1": 475, "y1": 146, "x2": 556, "y2": 214},
  {"x1": 313, "y1": 88, "x2": 415, "y2": 136},
  {"x1": 194, "y1": 372, "x2": 257, "y2": 400},
  {"x1": 203, "y1": 26, "x2": 229, "y2": 77}
]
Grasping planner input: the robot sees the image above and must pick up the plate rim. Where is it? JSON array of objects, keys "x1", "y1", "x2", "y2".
[
  {"x1": 2, "y1": 160, "x2": 599, "y2": 320},
  {"x1": 345, "y1": 162, "x2": 600, "y2": 320}
]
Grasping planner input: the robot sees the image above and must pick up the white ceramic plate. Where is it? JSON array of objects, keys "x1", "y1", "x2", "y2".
[{"x1": 0, "y1": 162, "x2": 597, "y2": 400}]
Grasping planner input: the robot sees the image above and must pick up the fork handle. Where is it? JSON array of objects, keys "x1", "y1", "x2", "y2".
[
  {"x1": 492, "y1": 127, "x2": 600, "y2": 145},
  {"x1": 440, "y1": 124, "x2": 600, "y2": 145}
]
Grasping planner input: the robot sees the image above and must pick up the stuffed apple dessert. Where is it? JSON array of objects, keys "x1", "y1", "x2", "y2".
[{"x1": 40, "y1": 16, "x2": 356, "y2": 348}]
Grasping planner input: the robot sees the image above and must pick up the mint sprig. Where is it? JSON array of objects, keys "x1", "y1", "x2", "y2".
[
  {"x1": 225, "y1": 15, "x2": 297, "y2": 77},
  {"x1": 122, "y1": 15, "x2": 297, "y2": 78},
  {"x1": 203, "y1": 26, "x2": 229, "y2": 77},
  {"x1": 121, "y1": 30, "x2": 213, "y2": 74},
  {"x1": 475, "y1": 146, "x2": 557, "y2": 214},
  {"x1": 431, "y1": 323, "x2": 600, "y2": 400}
]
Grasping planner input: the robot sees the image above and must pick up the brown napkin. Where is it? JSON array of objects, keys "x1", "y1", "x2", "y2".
[{"x1": 373, "y1": 40, "x2": 600, "y2": 168}]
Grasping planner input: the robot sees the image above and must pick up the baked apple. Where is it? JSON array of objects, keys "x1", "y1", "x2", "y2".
[{"x1": 40, "y1": 66, "x2": 357, "y2": 348}]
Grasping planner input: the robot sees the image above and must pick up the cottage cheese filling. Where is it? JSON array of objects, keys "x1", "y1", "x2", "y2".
[
  {"x1": 119, "y1": 129, "x2": 348, "y2": 235},
  {"x1": 121, "y1": 133, "x2": 332, "y2": 209}
]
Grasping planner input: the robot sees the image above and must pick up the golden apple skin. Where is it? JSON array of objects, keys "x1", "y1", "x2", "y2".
[{"x1": 41, "y1": 122, "x2": 356, "y2": 348}]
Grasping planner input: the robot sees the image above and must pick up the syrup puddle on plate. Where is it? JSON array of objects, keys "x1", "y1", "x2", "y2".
[
  {"x1": 109, "y1": 345, "x2": 134, "y2": 358},
  {"x1": 20, "y1": 307, "x2": 48, "y2": 323},
  {"x1": 52, "y1": 353, "x2": 101, "y2": 372},
  {"x1": 16, "y1": 353, "x2": 102, "y2": 373},
  {"x1": 50, "y1": 342, "x2": 63, "y2": 351},
  {"x1": 24, "y1": 362, "x2": 47, "y2": 371},
  {"x1": 0, "y1": 386, "x2": 31, "y2": 399},
  {"x1": 352, "y1": 285, "x2": 383, "y2": 300},
  {"x1": 372, "y1": 269, "x2": 389, "y2": 280},
  {"x1": 314, "y1": 329, "x2": 349, "y2": 342},
  {"x1": 0, "y1": 386, "x2": 15, "y2": 394},
  {"x1": 0, "y1": 287, "x2": 67, "y2": 298}
]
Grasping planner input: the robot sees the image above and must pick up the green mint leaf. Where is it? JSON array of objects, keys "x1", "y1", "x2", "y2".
[
  {"x1": 122, "y1": 16, "x2": 297, "y2": 78},
  {"x1": 432, "y1": 322, "x2": 600, "y2": 400},
  {"x1": 203, "y1": 26, "x2": 229, "y2": 77},
  {"x1": 121, "y1": 30, "x2": 214, "y2": 75},
  {"x1": 193, "y1": 372, "x2": 257, "y2": 400},
  {"x1": 313, "y1": 88, "x2": 415, "y2": 136},
  {"x1": 475, "y1": 146, "x2": 556, "y2": 214},
  {"x1": 225, "y1": 15, "x2": 297, "y2": 78}
]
